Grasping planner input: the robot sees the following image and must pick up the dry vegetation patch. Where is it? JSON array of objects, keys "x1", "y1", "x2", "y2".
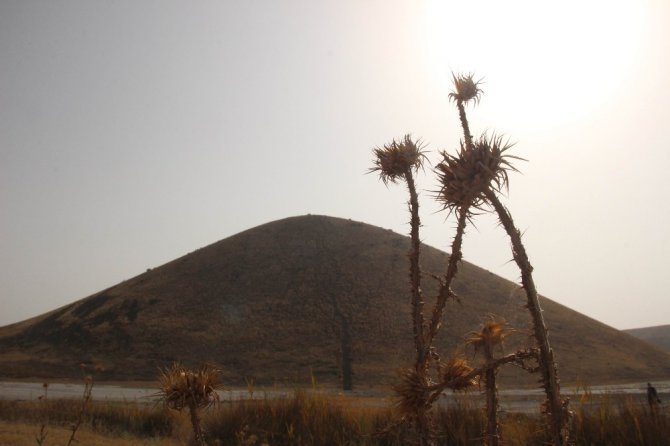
[{"x1": 0, "y1": 420, "x2": 181, "y2": 446}]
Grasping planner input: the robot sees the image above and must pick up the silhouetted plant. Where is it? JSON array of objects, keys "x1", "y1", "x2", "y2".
[
  {"x1": 371, "y1": 72, "x2": 568, "y2": 445},
  {"x1": 157, "y1": 363, "x2": 220, "y2": 446},
  {"x1": 35, "y1": 382, "x2": 49, "y2": 446},
  {"x1": 66, "y1": 363, "x2": 102, "y2": 446},
  {"x1": 371, "y1": 135, "x2": 434, "y2": 444},
  {"x1": 467, "y1": 319, "x2": 509, "y2": 446},
  {"x1": 485, "y1": 191, "x2": 569, "y2": 444},
  {"x1": 442, "y1": 73, "x2": 568, "y2": 445},
  {"x1": 466, "y1": 317, "x2": 539, "y2": 446}
]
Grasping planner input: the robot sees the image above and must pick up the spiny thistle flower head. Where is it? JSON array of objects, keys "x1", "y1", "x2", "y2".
[
  {"x1": 449, "y1": 72, "x2": 483, "y2": 104},
  {"x1": 157, "y1": 363, "x2": 220, "y2": 411},
  {"x1": 439, "y1": 356, "x2": 477, "y2": 391},
  {"x1": 393, "y1": 368, "x2": 430, "y2": 416},
  {"x1": 466, "y1": 318, "x2": 514, "y2": 353},
  {"x1": 434, "y1": 132, "x2": 521, "y2": 214},
  {"x1": 370, "y1": 134, "x2": 427, "y2": 185}
]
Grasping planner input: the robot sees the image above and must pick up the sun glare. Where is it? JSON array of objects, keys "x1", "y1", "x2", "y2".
[{"x1": 421, "y1": 0, "x2": 646, "y2": 130}]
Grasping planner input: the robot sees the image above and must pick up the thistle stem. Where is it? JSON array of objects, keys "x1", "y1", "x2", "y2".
[
  {"x1": 483, "y1": 343, "x2": 500, "y2": 446},
  {"x1": 188, "y1": 399, "x2": 206, "y2": 446},
  {"x1": 420, "y1": 97, "x2": 473, "y2": 359},
  {"x1": 405, "y1": 169, "x2": 433, "y2": 446},
  {"x1": 405, "y1": 169, "x2": 426, "y2": 367},
  {"x1": 456, "y1": 100, "x2": 474, "y2": 150},
  {"x1": 484, "y1": 189, "x2": 567, "y2": 446},
  {"x1": 424, "y1": 206, "x2": 468, "y2": 355}
]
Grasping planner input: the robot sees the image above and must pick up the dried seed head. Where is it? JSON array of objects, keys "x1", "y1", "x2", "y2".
[
  {"x1": 157, "y1": 363, "x2": 221, "y2": 411},
  {"x1": 449, "y1": 73, "x2": 483, "y2": 104},
  {"x1": 440, "y1": 356, "x2": 477, "y2": 391},
  {"x1": 467, "y1": 318, "x2": 514, "y2": 353},
  {"x1": 435, "y1": 132, "x2": 520, "y2": 214},
  {"x1": 393, "y1": 368, "x2": 430, "y2": 416},
  {"x1": 370, "y1": 134, "x2": 426, "y2": 185}
]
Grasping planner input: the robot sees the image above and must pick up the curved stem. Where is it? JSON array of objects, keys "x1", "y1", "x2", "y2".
[
  {"x1": 420, "y1": 97, "x2": 472, "y2": 364},
  {"x1": 424, "y1": 207, "x2": 468, "y2": 356},
  {"x1": 484, "y1": 189, "x2": 567, "y2": 446}
]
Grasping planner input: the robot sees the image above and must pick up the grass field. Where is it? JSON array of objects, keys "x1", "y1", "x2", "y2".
[
  {"x1": 0, "y1": 389, "x2": 668, "y2": 445},
  {"x1": 0, "y1": 420, "x2": 180, "y2": 446}
]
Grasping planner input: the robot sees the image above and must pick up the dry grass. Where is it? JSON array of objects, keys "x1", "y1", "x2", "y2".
[
  {"x1": 0, "y1": 399, "x2": 174, "y2": 440},
  {"x1": 157, "y1": 363, "x2": 220, "y2": 446},
  {"x1": 0, "y1": 420, "x2": 181, "y2": 446},
  {"x1": 0, "y1": 392, "x2": 669, "y2": 445}
]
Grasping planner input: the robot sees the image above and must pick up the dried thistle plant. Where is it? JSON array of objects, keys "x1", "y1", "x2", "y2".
[
  {"x1": 370, "y1": 135, "x2": 427, "y2": 353},
  {"x1": 444, "y1": 72, "x2": 567, "y2": 445},
  {"x1": 392, "y1": 368, "x2": 433, "y2": 444},
  {"x1": 35, "y1": 383, "x2": 49, "y2": 446},
  {"x1": 370, "y1": 134, "x2": 426, "y2": 185},
  {"x1": 466, "y1": 319, "x2": 515, "y2": 446},
  {"x1": 480, "y1": 169, "x2": 568, "y2": 445},
  {"x1": 66, "y1": 363, "x2": 100, "y2": 446},
  {"x1": 371, "y1": 73, "x2": 568, "y2": 446},
  {"x1": 448, "y1": 72, "x2": 483, "y2": 105},
  {"x1": 435, "y1": 133, "x2": 520, "y2": 215},
  {"x1": 393, "y1": 368, "x2": 430, "y2": 415},
  {"x1": 466, "y1": 318, "x2": 513, "y2": 355},
  {"x1": 157, "y1": 363, "x2": 220, "y2": 446},
  {"x1": 448, "y1": 73, "x2": 483, "y2": 150},
  {"x1": 423, "y1": 78, "x2": 501, "y2": 360},
  {"x1": 425, "y1": 132, "x2": 520, "y2": 352},
  {"x1": 372, "y1": 134, "x2": 432, "y2": 444},
  {"x1": 439, "y1": 356, "x2": 477, "y2": 391}
]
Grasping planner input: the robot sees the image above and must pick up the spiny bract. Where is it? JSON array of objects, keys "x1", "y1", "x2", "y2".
[
  {"x1": 449, "y1": 73, "x2": 483, "y2": 104},
  {"x1": 370, "y1": 134, "x2": 426, "y2": 185},
  {"x1": 435, "y1": 132, "x2": 521, "y2": 214}
]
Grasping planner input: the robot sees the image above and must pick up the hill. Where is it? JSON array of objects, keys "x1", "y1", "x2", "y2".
[
  {"x1": 1, "y1": 215, "x2": 669, "y2": 388},
  {"x1": 624, "y1": 325, "x2": 670, "y2": 353}
]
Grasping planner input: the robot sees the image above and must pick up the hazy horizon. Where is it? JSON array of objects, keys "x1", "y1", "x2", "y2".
[{"x1": 2, "y1": 0, "x2": 669, "y2": 330}]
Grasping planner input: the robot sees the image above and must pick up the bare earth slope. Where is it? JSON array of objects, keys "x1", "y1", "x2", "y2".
[
  {"x1": 1, "y1": 215, "x2": 669, "y2": 386},
  {"x1": 624, "y1": 325, "x2": 670, "y2": 353}
]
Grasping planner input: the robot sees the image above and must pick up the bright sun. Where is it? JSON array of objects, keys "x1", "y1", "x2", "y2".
[{"x1": 421, "y1": 0, "x2": 647, "y2": 131}]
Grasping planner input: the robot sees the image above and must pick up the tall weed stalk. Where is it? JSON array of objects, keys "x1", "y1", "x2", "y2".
[{"x1": 371, "y1": 73, "x2": 568, "y2": 445}]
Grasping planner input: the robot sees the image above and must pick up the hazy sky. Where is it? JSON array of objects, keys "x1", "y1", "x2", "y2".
[{"x1": 2, "y1": 0, "x2": 669, "y2": 330}]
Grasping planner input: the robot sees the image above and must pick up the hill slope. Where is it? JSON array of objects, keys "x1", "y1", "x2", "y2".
[
  {"x1": 624, "y1": 325, "x2": 670, "y2": 353},
  {"x1": 1, "y1": 215, "x2": 669, "y2": 387}
]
